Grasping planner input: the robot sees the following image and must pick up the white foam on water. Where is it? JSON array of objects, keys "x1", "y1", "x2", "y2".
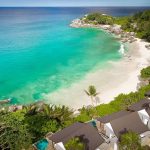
[{"x1": 118, "y1": 43, "x2": 125, "y2": 55}]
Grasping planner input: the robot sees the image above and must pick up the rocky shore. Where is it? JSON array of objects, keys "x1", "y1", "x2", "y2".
[{"x1": 70, "y1": 18, "x2": 138, "y2": 43}]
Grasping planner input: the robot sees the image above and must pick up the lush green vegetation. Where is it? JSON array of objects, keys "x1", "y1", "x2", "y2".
[
  {"x1": 119, "y1": 132, "x2": 141, "y2": 150},
  {"x1": 141, "y1": 66, "x2": 150, "y2": 79},
  {"x1": 0, "y1": 111, "x2": 32, "y2": 150},
  {"x1": 0, "y1": 104, "x2": 74, "y2": 150},
  {"x1": 119, "y1": 132, "x2": 150, "y2": 150},
  {"x1": 116, "y1": 10, "x2": 150, "y2": 41},
  {"x1": 65, "y1": 137, "x2": 85, "y2": 150},
  {"x1": 85, "y1": 13, "x2": 114, "y2": 25},
  {"x1": 85, "y1": 10, "x2": 150, "y2": 42}
]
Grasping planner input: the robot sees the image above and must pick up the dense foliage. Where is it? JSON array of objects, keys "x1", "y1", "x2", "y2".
[
  {"x1": 0, "y1": 111, "x2": 32, "y2": 150},
  {"x1": 119, "y1": 132, "x2": 141, "y2": 150},
  {"x1": 119, "y1": 132, "x2": 150, "y2": 150},
  {"x1": 85, "y1": 13, "x2": 114, "y2": 25},
  {"x1": 0, "y1": 104, "x2": 73, "y2": 149},
  {"x1": 65, "y1": 137, "x2": 85, "y2": 150},
  {"x1": 141, "y1": 66, "x2": 150, "y2": 79},
  {"x1": 86, "y1": 10, "x2": 150, "y2": 42},
  {"x1": 117, "y1": 10, "x2": 150, "y2": 42}
]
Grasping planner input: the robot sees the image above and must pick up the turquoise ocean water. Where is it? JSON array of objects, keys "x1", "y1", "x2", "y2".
[{"x1": 0, "y1": 7, "x2": 149, "y2": 104}]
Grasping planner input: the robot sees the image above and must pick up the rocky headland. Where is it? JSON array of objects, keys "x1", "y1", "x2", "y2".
[{"x1": 70, "y1": 18, "x2": 137, "y2": 44}]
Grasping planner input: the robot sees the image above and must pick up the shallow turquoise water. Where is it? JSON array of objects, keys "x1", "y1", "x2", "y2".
[{"x1": 0, "y1": 8, "x2": 121, "y2": 104}]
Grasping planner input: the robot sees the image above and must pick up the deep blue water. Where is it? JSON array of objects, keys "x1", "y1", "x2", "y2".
[{"x1": 0, "y1": 7, "x2": 150, "y2": 17}]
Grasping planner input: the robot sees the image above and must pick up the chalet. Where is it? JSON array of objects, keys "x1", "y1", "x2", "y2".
[
  {"x1": 47, "y1": 122, "x2": 104, "y2": 150},
  {"x1": 96, "y1": 108, "x2": 150, "y2": 149},
  {"x1": 110, "y1": 112, "x2": 149, "y2": 138},
  {"x1": 96, "y1": 110, "x2": 131, "y2": 139},
  {"x1": 128, "y1": 99, "x2": 150, "y2": 126}
]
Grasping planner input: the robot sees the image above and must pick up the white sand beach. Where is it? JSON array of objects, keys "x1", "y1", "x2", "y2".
[{"x1": 43, "y1": 39, "x2": 150, "y2": 109}]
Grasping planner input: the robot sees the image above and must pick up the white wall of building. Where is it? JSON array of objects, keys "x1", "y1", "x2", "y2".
[
  {"x1": 104, "y1": 123, "x2": 116, "y2": 138},
  {"x1": 138, "y1": 109, "x2": 149, "y2": 125},
  {"x1": 55, "y1": 142, "x2": 66, "y2": 150}
]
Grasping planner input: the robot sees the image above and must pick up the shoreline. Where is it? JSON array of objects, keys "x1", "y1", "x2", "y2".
[
  {"x1": 42, "y1": 25, "x2": 150, "y2": 109},
  {"x1": 43, "y1": 39, "x2": 150, "y2": 109}
]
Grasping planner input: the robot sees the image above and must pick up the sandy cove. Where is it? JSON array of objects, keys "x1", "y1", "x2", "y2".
[
  {"x1": 42, "y1": 18, "x2": 150, "y2": 109},
  {"x1": 42, "y1": 38, "x2": 150, "y2": 109}
]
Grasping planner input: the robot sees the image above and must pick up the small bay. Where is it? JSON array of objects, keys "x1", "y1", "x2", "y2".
[{"x1": 0, "y1": 7, "x2": 149, "y2": 104}]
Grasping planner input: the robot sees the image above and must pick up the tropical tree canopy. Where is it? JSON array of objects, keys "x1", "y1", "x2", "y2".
[
  {"x1": 141, "y1": 66, "x2": 150, "y2": 79},
  {"x1": 0, "y1": 111, "x2": 32, "y2": 150},
  {"x1": 119, "y1": 132, "x2": 145, "y2": 150},
  {"x1": 86, "y1": 10, "x2": 150, "y2": 42},
  {"x1": 0, "y1": 103, "x2": 74, "y2": 148},
  {"x1": 85, "y1": 85, "x2": 99, "y2": 97},
  {"x1": 86, "y1": 13, "x2": 114, "y2": 25},
  {"x1": 85, "y1": 85, "x2": 99, "y2": 107},
  {"x1": 65, "y1": 137, "x2": 85, "y2": 150}
]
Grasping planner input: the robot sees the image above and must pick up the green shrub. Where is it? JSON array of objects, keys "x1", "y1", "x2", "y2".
[
  {"x1": 141, "y1": 66, "x2": 150, "y2": 79},
  {"x1": 65, "y1": 137, "x2": 85, "y2": 150},
  {"x1": 119, "y1": 132, "x2": 141, "y2": 150},
  {"x1": 0, "y1": 111, "x2": 32, "y2": 150},
  {"x1": 86, "y1": 10, "x2": 150, "y2": 42}
]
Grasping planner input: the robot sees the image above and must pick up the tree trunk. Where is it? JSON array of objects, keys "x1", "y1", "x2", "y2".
[{"x1": 91, "y1": 96, "x2": 94, "y2": 107}]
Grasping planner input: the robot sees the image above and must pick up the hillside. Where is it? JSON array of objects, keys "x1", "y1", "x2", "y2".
[{"x1": 84, "y1": 10, "x2": 150, "y2": 42}]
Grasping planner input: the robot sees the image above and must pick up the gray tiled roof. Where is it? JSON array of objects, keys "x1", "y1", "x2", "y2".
[
  {"x1": 97, "y1": 110, "x2": 131, "y2": 123},
  {"x1": 48, "y1": 122, "x2": 104, "y2": 150},
  {"x1": 128, "y1": 99, "x2": 150, "y2": 111},
  {"x1": 110, "y1": 112, "x2": 149, "y2": 138}
]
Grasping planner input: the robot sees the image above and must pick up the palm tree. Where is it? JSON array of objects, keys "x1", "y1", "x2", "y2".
[
  {"x1": 41, "y1": 104, "x2": 54, "y2": 118},
  {"x1": 41, "y1": 104, "x2": 73, "y2": 125},
  {"x1": 85, "y1": 85, "x2": 99, "y2": 106},
  {"x1": 23, "y1": 104, "x2": 38, "y2": 115},
  {"x1": 56, "y1": 105, "x2": 73, "y2": 123}
]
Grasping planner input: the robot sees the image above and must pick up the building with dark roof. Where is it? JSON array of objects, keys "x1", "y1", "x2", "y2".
[
  {"x1": 128, "y1": 99, "x2": 150, "y2": 111},
  {"x1": 146, "y1": 108, "x2": 150, "y2": 116},
  {"x1": 97, "y1": 99, "x2": 150, "y2": 125},
  {"x1": 48, "y1": 122, "x2": 104, "y2": 150},
  {"x1": 97, "y1": 110, "x2": 131, "y2": 124},
  {"x1": 110, "y1": 112, "x2": 149, "y2": 138},
  {"x1": 42, "y1": 100, "x2": 150, "y2": 150},
  {"x1": 96, "y1": 106, "x2": 150, "y2": 140}
]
